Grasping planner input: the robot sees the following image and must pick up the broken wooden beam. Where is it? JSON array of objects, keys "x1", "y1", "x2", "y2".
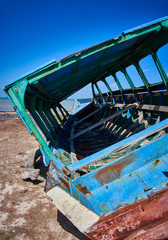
[
  {"x1": 73, "y1": 104, "x2": 109, "y2": 127},
  {"x1": 113, "y1": 103, "x2": 168, "y2": 113},
  {"x1": 69, "y1": 104, "x2": 138, "y2": 141}
]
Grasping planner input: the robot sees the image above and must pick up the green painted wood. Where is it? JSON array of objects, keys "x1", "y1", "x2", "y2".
[
  {"x1": 95, "y1": 83, "x2": 106, "y2": 103},
  {"x1": 103, "y1": 79, "x2": 113, "y2": 96},
  {"x1": 122, "y1": 69, "x2": 135, "y2": 91},
  {"x1": 112, "y1": 73, "x2": 123, "y2": 93},
  {"x1": 6, "y1": 80, "x2": 55, "y2": 160},
  {"x1": 151, "y1": 51, "x2": 168, "y2": 89},
  {"x1": 4, "y1": 17, "x2": 168, "y2": 168}
]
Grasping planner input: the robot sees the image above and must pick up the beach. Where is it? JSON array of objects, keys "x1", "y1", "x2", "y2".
[{"x1": 0, "y1": 116, "x2": 89, "y2": 240}]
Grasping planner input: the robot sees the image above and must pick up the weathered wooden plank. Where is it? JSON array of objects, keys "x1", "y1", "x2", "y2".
[
  {"x1": 69, "y1": 104, "x2": 138, "y2": 141},
  {"x1": 73, "y1": 103, "x2": 167, "y2": 132},
  {"x1": 47, "y1": 186, "x2": 100, "y2": 232},
  {"x1": 113, "y1": 103, "x2": 168, "y2": 113},
  {"x1": 128, "y1": 112, "x2": 152, "y2": 136},
  {"x1": 138, "y1": 104, "x2": 168, "y2": 112}
]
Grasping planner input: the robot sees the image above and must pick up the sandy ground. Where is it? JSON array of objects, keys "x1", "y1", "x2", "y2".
[{"x1": 0, "y1": 118, "x2": 90, "y2": 240}]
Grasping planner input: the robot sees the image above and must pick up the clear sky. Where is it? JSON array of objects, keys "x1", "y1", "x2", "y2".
[{"x1": 0, "y1": 0, "x2": 168, "y2": 98}]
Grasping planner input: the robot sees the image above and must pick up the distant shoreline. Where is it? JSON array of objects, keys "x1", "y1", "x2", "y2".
[
  {"x1": 0, "y1": 111, "x2": 19, "y2": 119},
  {"x1": 0, "y1": 98, "x2": 92, "y2": 113}
]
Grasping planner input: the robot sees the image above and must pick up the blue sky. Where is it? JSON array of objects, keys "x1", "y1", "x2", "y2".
[{"x1": 0, "y1": 0, "x2": 168, "y2": 98}]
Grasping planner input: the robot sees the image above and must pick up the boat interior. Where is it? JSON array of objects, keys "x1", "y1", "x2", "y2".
[{"x1": 5, "y1": 17, "x2": 168, "y2": 177}]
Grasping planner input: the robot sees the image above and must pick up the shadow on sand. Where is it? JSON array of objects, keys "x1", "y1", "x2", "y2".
[{"x1": 57, "y1": 210, "x2": 90, "y2": 240}]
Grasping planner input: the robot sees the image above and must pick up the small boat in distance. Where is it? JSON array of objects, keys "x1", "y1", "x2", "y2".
[{"x1": 4, "y1": 17, "x2": 168, "y2": 239}]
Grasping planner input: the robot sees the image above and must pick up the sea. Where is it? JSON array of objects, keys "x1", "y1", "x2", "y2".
[{"x1": 0, "y1": 98, "x2": 91, "y2": 112}]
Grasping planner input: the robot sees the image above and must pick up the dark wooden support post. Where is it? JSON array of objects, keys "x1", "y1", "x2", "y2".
[
  {"x1": 142, "y1": 93, "x2": 146, "y2": 104},
  {"x1": 136, "y1": 94, "x2": 139, "y2": 102},
  {"x1": 95, "y1": 82, "x2": 106, "y2": 104},
  {"x1": 159, "y1": 92, "x2": 164, "y2": 120},
  {"x1": 130, "y1": 95, "x2": 133, "y2": 104},
  {"x1": 123, "y1": 95, "x2": 127, "y2": 104},
  {"x1": 150, "y1": 92, "x2": 154, "y2": 105}
]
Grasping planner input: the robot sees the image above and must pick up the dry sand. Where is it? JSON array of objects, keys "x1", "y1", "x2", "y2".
[{"x1": 0, "y1": 117, "x2": 89, "y2": 240}]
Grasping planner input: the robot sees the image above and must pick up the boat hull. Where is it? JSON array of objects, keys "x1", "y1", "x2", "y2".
[
  {"x1": 85, "y1": 188, "x2": 168, "y2": 240},
  {"x1": 4, "y1": 16, "x2": 168, "y2": 240}
]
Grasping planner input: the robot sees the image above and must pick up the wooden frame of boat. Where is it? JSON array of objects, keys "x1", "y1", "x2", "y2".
[{"x1": 4, "y1": 17, "x2": 168, "y2": 239}]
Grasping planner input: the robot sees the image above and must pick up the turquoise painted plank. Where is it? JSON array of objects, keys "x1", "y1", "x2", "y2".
[
  {"x1": 73, "y1": 133, "x2": 168, "y2": 192},
  {"x1": 123, "y1": 16, "x2": 168, "y2": 35},
  {"x1": 69, "y1": 181, "x2": 97, "y2": 213},
  {"x1": 90, "y1": 156, "x2": 168, "y2": 215},
  {"x1": 106, "y1": 174, "x2": 144, "y2": 211},
  {"x1": 145, "y1": 156, "x2": 168, "y2": 185},
  {"x1": 69, "y1": 118, "x2": 168, "y2": 171},
  {"x1": 88, "y1": 186, "x2": 113, "y2": 215}
]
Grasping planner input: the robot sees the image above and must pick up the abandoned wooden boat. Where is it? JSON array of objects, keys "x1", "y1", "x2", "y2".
[{"x1": 4, "y1": 17, "x2": 168, "y2": 239}]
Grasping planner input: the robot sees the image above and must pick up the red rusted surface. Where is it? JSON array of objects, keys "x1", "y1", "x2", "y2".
[
  {"x1": 76, "y1": 154, "x2": 85, "y2": 160},
  {"x1": 154, "y1": 159, "x2": 160, "y2": 167},
  {"x1": 63, "y1": 151, "x2": 70, "y2": 159},
  {"x1": 93, "y1": 154, "x2": 138, "y2": 185},
  {"x1": 85, "y1": 188, "x2": 168, "y2": 240},
  {"x1": 76, "y1": 183, "x2": 92, "y2": 195},
  {"x1": 58, "y1": 176, "x2": 70, "y2": 192}
]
